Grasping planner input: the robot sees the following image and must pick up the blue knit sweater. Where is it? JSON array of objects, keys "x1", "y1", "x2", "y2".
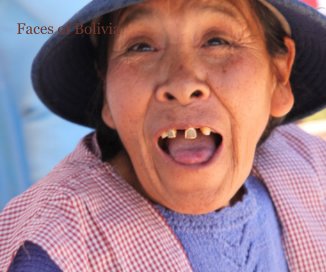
[
  {"x1": 156, "y1": 176, "x2": 288, "y2": 271},
  {"x1": 9, "y1": 176, "x2": 288, "y2": 271}
]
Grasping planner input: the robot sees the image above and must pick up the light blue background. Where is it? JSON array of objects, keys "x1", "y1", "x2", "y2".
[{"x1": 0, "y1": 0, "x2": 90, "y2": 209}]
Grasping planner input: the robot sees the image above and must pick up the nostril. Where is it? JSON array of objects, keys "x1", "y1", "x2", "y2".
[
  {"x1": 165, "y1": 93, "x2": 175, "y2": 101},
  {"x1": 191, "y1": 90, "x2": 203, "y2": 98},
  {"x1": 159, "y1": 88, "x2": 208, "y2": 103}
]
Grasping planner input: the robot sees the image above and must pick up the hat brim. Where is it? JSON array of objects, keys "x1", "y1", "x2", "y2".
[{"x1": 32, "y1": 0, "x2": 326, "y2": 128}]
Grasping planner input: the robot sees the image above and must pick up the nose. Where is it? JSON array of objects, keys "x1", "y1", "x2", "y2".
[{"x1": 155, "y1": 65, "x2": 210, "y2": 105}]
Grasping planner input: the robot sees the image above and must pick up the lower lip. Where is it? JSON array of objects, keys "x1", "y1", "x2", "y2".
[{"x1": 156, "y1": 140, "x2": 224, "y2": 169}]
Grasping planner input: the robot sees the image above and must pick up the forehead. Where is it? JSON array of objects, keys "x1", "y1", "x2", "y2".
[{"x1": 118, "y1": 0, "x2": 256, "y2": 27}]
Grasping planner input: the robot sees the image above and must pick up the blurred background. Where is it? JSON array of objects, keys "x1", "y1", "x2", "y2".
[
  {"x1": 296, "y1": 0, "x2": 326, "y2": 139},
  {"x1": 0, "y1": 0, "x2": 90, "y2": 209},
  {"x1": 0, "y1": 0, "x2": 325, "y2": 210}
]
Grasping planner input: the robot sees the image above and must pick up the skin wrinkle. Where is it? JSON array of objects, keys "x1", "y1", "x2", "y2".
[
  {"x1": 140, "y1": 54, "x2": 164, "y2": 203},
  {"x1": 109, "y1": 68, "x2": 160, "y2": 203},
  {"x1": 116, "y1": 1, "x2": 251, "y2": 53},
  {"x1": 204, "y1": 72, "x2": 239, "y2": 199},
  {"x1": 207, "y1": 40, "x2": 264, "y2": 195},
  {"x1": 118, "y1": 8, "x2": 154, "y2": 31},
  {"x1": 162, "y1": 0, "x2": 242, "y2": 21},
  {"x1": 216, "y1": 87, "x2": 239, "y2": 196},
  {"x1": 102, "y1": 0, "x2": 295, "y2": 214}
]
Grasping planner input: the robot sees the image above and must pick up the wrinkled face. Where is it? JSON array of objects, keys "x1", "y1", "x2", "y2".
[{"x1": 102, "y1": 0, "x2": 295, "y2": 214}]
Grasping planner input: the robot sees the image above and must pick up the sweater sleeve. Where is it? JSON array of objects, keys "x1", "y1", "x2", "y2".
[{"x1": 9, "y1": 242, "x2": 62, "y2": 272}]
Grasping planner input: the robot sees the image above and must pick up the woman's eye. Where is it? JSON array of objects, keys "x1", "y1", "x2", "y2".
[
  {"x1": 127, "y1": 43, "x2": 156, "y2": 52},
  {"x1": 204, "y1": 37, "x2": 229, "y2": 47}
]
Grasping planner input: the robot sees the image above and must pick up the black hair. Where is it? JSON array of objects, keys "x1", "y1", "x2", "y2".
[
  {"x1": 89, "y1": 12, "x2": 124, "y2": 161},
  {"x1": 93, "y1": 0, "x2": 291, "y2": 161}
]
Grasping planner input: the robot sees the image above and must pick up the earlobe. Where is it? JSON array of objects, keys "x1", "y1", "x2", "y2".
[
  {"x1": 102, "y1": 101, "x2": 116, "y2": 129},
  {"x1": 270, "y1": 82, "x2": 294, "y2": 117},
  {"x1": 270, "y1": 37, "x2": 296, "y2": 117}
]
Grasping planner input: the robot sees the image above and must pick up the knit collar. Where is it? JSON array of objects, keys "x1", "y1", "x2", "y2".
[{"x1": 155, "y1": 176, "x2": 257, "y2": 233}]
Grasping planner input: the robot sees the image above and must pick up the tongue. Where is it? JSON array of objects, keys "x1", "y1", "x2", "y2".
[{"x1": 167, "y1": 133, "x2": 216, "y2": 164}]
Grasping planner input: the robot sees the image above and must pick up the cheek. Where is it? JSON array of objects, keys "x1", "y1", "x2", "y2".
[
  {"x1": 105, "y1": 63, "x2": 151, "y2": 125},
  {"x1": 207, "y1": 55, "x2": 273, "y2": 153},
  {"x1": 209, "y1": 54, "x2": 273, "y2": 120}
]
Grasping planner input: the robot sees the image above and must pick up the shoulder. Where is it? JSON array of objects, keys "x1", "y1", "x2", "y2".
[
  {"x1": 254, "y1": 124, "x2": 326, "y2": 187},
  {"x1": 253, "y1": 125, "x2": 326, "y2": 271},
  {"x1": 1, "y1": 133, "x2": 116, "y2": 228},
  {"x1": 256, "y1": 123, "x2": 326, "y2": 162},
  {"x1": 0, "y1": 133, "x2": 121, "y2": 271}
]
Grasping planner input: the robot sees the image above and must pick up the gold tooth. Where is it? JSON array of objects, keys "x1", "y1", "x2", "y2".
[
  {"x1": 185, "y1": 128, "x2": 197, "y2": 140},
  {"x1": 200, "y1": 127, "x2": 211, "y2": 136},
  {"x1": 161, "y1": 131, "x2": 168, "y2": 139},
  {"x1": 167, "y1": 129, "x2": 177, "y2": 139}
]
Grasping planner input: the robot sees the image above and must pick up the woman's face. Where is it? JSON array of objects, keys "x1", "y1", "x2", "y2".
[{"x1": 102, "y1": 0, "x2": 295, "y2": 214}]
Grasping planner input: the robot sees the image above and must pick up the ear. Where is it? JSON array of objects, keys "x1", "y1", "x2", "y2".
[
  {"x1": 270, "y1": 37, "x2": 296, "y2": 118},
  {"x1": 102, "y1": 100, "x2": 116, "y2": 129}
]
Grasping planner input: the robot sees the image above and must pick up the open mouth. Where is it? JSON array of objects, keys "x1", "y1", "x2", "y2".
[{"x1": 158, "y1": 127, "x2": 223, "y2": 165}]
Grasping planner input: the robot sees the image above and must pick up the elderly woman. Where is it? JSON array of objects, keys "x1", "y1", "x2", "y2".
[{"x1": 1, "y1": 0, "x2": 326, "y2": 271}]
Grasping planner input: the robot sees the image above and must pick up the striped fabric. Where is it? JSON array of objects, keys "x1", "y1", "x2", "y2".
[{"x1": 0, "y1": 124, "x2": 325, "y2": 271}]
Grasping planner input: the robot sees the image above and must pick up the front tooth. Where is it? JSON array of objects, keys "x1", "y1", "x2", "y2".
[
  {"x1": 185, "y1": 128, "x2": 197, "y2": 140},
  {"x1": 167, "y1": 129, "x2": 177, "y2": 139},
  {"x1": 200, "y1": 127, "x2": 211, "y2": 136},
  {"x1": 161, "y1": 131, "x2": 168, "y2": 139}
]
